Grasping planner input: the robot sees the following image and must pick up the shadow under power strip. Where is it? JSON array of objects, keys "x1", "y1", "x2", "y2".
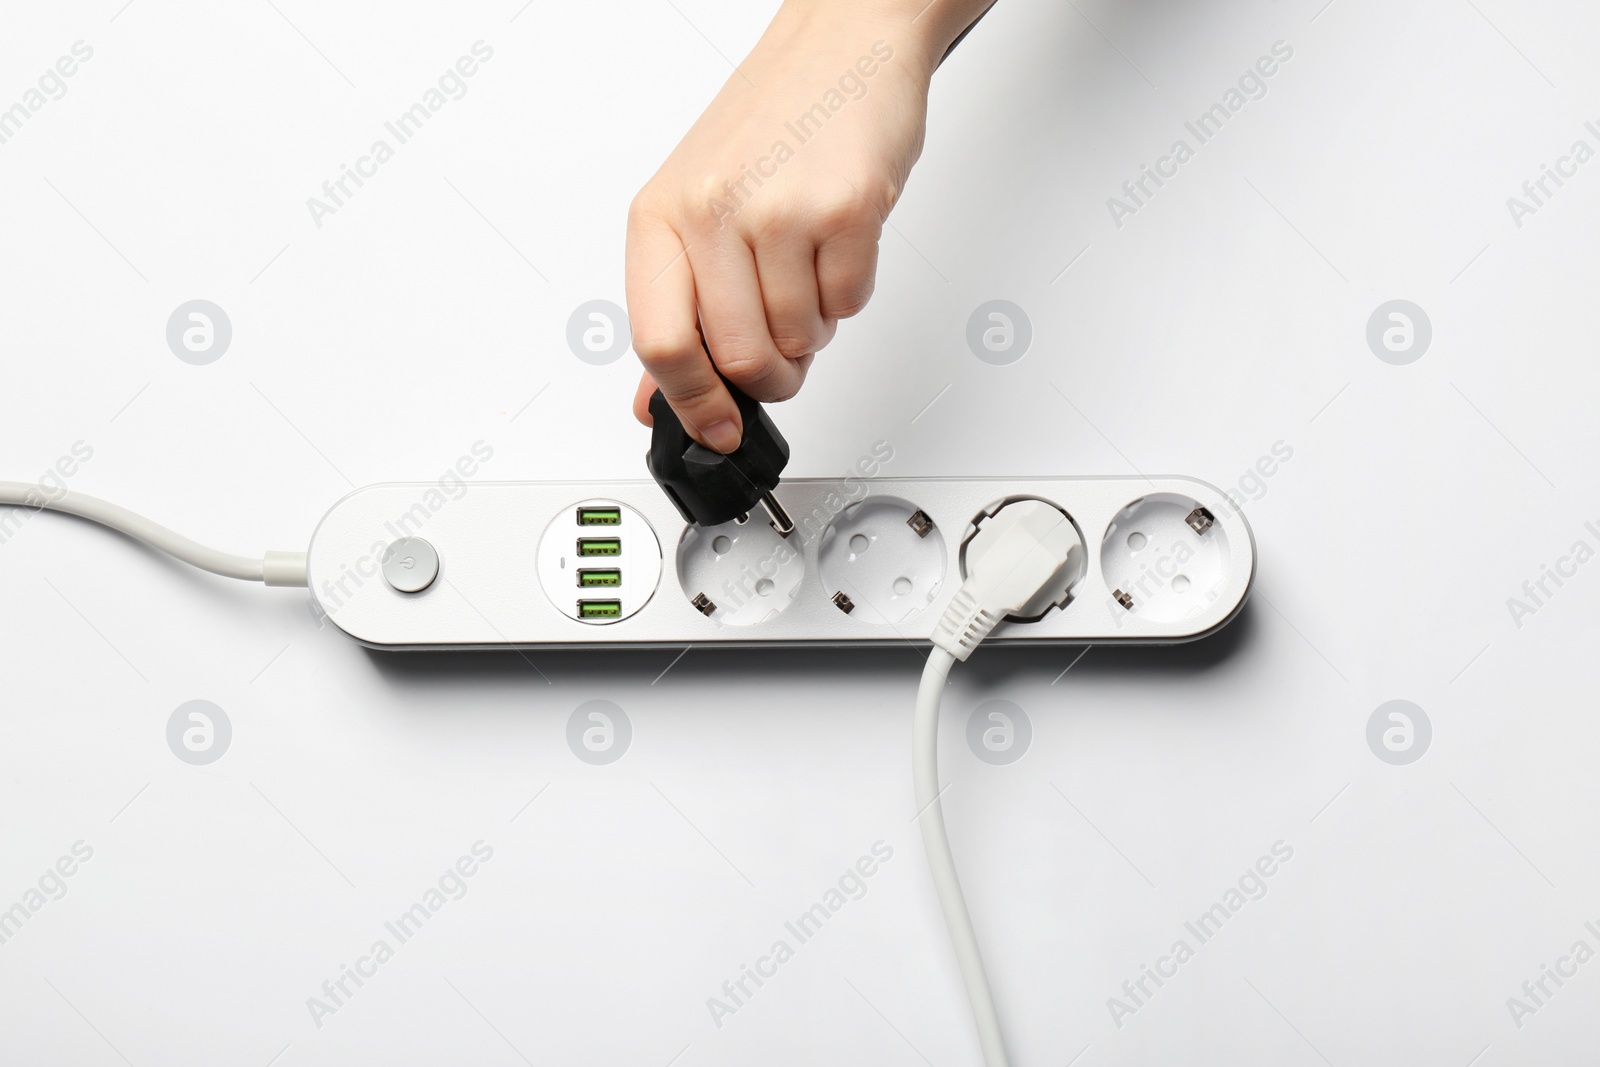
[{"x1": 308, "y1": 477, "x2": 1255, "y2": 651}]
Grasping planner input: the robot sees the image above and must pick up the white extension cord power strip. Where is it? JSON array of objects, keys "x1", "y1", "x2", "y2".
[
  {"x1": 306, "y1": 476, "x2": 1253, "y2": 649},
  {"x1": 1, "y1": 474, "x2": 1254, "y2": 1066}
]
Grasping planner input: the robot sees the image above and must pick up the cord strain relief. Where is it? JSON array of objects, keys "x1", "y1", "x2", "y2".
[
  {"x1": 263, "y1": 550, "x2": 309, "y2": 587},
  {"x1": 932, "y1": 587, "x2": 999, "y2": 661}
]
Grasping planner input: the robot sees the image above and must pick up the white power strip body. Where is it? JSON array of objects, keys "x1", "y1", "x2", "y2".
[{"x1": 307, "y1": 477, "x2": 1255, "y2": 650}]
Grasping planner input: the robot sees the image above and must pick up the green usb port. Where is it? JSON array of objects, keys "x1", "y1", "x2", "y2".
[
  {"x1": 578, "y1": 599, "x2": 622, "y2": 618},
  {"x1": 577, "y1": 538, "x2": 621, "y2": 557},
  {"x1": 577, "y1": 506, "x2": 622, "y2": 526},
  {"x1": 578, "y1": 568, "x2": 621, "y2": 588}
]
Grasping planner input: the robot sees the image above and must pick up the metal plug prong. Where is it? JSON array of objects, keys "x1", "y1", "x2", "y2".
[{"x1": 760, "y1": 490, "x2": 795, "y2": 537}]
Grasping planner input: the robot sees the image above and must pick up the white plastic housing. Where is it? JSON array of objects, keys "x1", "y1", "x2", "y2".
[{"x1": 306, "y1": 477, "x2": 1255, "y2": 650}]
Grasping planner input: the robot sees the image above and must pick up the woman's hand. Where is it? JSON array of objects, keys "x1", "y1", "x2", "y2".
[{"x1": 625, "y1": 0, "x2": 986, "y2": 451}]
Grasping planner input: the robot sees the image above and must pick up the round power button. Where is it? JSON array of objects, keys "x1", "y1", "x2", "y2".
[{"x1": 382, "y1": 537, "x2": 439, "y2": 593}]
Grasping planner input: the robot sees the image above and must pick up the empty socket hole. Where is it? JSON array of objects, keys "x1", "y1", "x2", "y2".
[
  {"x1": 676, "y1": 519, "x2": 803, "y2": 627},
  {"x1": 818, "y1": 497, "x2": 946, "y2": 624},
  {"x1": 1100, "y1": 493, "x2": 1230, "y2": 623}
]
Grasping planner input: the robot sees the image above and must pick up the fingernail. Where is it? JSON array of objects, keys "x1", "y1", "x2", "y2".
[{"x1": 703, "y1": 420, "x2": 742, "y2": 454}]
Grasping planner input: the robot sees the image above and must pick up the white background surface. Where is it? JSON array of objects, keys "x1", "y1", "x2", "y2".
[{"x1": 2, "y1": 1, "x2": 1597, "y2": 1064}]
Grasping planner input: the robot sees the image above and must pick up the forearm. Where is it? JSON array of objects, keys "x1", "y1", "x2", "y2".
[{"x1": 764, "y1": 0, "x2": 997, "y2": 81}]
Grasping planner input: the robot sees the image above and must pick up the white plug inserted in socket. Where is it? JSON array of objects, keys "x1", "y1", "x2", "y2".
[{"x1": 959, "y1": 498, "x2": 1088, "y2": 622}]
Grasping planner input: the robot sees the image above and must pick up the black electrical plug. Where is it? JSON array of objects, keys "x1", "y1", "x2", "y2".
[{"x1": 646, "y1": 375, "x2": 795, "y2": 535}]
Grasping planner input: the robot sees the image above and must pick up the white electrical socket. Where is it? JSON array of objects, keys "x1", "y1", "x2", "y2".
[
  {"x1": 676, "y1": 516, "x2": 805, "y2": 627},
  {"x1": 307, "y1": 476, "x2": 1254, "y2": 650},
  {"x1": 818, "y1": 495, "x2": 948, "y2": 625}
]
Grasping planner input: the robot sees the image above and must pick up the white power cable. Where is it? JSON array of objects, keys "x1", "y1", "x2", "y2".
[
  {"x1": 915, "y1": 499, "x2": 1083, "y2": 1067},
  {"x1": 915, "y1": 642, "x2": 1008, "y2": 1065},
  {"x1": 0, "y1": 481, "x2": 307, "y2": 586}
]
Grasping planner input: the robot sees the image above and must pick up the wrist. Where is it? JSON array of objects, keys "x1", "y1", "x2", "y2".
[{"x1": 767, "y1": 0, "x2": 986, "y2": 80}]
